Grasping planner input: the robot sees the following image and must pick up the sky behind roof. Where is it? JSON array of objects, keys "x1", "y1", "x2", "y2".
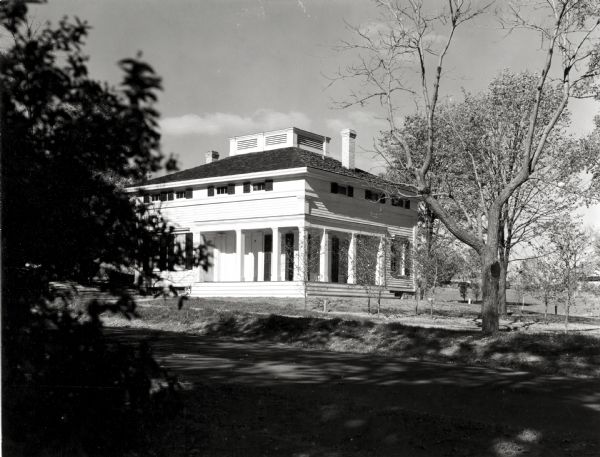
[{"x1": 27, "y1": 0, "x2": 600, "y2": 226}]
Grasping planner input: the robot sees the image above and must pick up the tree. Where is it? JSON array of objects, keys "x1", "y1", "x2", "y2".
[
  {"x1": 520, "y1": 257, "x2": 562, "y2": 323},
  {"x1": 1, "y1": 3, "x2": 188, "y2": 454},
  {"x1": 355, "y1": 234, "x2": 386, "y2": 314},
  {"x1": 335, "y1": 0, "x2": 600, "y2": 333},
  {"x1": 543, "y1": 217, "x2": 593, "y2": 332},
  {"x1": 413, "y1": 227, "x2": 461, "y2": 316}
]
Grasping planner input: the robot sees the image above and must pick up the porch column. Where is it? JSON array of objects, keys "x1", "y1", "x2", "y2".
[
  {"x1": 271, "y1": 227, "x2": 280, "y2": 281},
  {"x1": 294, "y1": 227, "x2": 307, "y2": 281},
  {"x1": 319, "y1": 228, "x2": 329, "y2": 282},
  {"x1": 347, "y1": 232, "x2": 357, "y2": 284},
  {"x1": 375, "y1": 236, "x2": 386, "y2": 286},
  {"x1": 235, "y1": 228, "x2": 245, "y2": 281}
]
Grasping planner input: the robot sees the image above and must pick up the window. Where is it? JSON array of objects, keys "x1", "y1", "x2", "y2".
[
  {"x1": 253, "y1": 182, "x2": 266, "y2": 191},
  {"x1": 265, "y1": 179, "x2": 273, "y2": 191},
  {"x1": 167, "y1": 192, "x2": 174, "y2": 201},
  {"x1": 151, "y1": 194, "x2": 160, "y2": 202},
  {"x1": 365, "y1": 190, "x2": 386, "y2": 203},
  {"x1": 243, "y1": 182, "x2": 251, "y2": 193},
  {"x1": 331, "y1": 182, "x2": 353, "y2": 197},
  {"x1": 176, "y1": 191, "x2": 185, "y2": 199},
  {"x1": 392, "y1": 197, "x2": 411, "y2": 208},
  {"x1": 216, "y1": 186, "x2": 228, "y2": 195}
]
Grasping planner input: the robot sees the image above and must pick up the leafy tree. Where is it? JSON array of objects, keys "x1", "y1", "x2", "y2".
[
  {"x1": 413, "y1": 227, "x2": 461, "y2": 316},
  {"x1": 355, "y1": 234, "x2": 386, "y2": 314},
  {"x1": 1, "y1": 2, "x2": 188, "y2": 454},
  {"x1": 458, "y1": 282, "x2": 468, "y2": 303},
  {"x1": 542, "y1": 217, "x2": 593, "y2": 332},
  {"x1": 335, "y1": 0, "x2": 600, "y2": 333},
  {"x1": 520, "y1": 257, "x2": 562, "y2": 323}
]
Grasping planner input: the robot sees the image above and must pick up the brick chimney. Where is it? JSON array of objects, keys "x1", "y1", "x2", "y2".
[
  {"x1": 340, "y1": 129, "x2": 356, "y2": 170},
  {"x1": 205, "y1": 150, "x2": 219, "y2": 164}
]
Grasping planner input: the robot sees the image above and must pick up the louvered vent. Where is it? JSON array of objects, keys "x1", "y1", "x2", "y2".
[
  {"x1": 237, "y1": 138, "x2": 258, "y2": 150},
  {"x1": 298, "y1": 135, "x2": 322, "y2": 150},
  {"x1": 265, "y1": 133, "x2": 287, "y2": 146}
]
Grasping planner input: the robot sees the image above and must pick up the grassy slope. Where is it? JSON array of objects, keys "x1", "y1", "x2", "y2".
[{"x1": 102, "y1": 297, "x2": 600, "y2": 378}]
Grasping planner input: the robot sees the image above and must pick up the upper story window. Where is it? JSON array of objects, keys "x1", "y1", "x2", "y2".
[
  {"x1": 216, "y1": 186, "x2": 228, "y2": 195},
  {"x1": 330, "y1": 182, "x2": 353, "y2": 197},
  {"x1": 365, "y1": 189, "x2": 386, "y2": 204},
  {"x1": 243, "y1": 180, "x2": 273, "y2": 193},
  {"x1": 391, "y1": 197, "x2": 411, "y2": 209},
  {"x1": 145, "y1": 189, "x2": 193, "y2": 202}
]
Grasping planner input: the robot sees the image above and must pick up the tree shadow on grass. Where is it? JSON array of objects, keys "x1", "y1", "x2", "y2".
[{"x1": 106, "y1": 326, "x2": 600, "y2": 457}]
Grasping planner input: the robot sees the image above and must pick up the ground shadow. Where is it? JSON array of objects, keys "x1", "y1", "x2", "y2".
[{"x1": 106, "y1": 327, "x2": 600, "y2": 457}]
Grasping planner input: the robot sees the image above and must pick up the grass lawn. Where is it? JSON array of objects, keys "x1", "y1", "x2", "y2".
[{"x1": 100, "y1": 295, "x2": 600, "y2": 378}]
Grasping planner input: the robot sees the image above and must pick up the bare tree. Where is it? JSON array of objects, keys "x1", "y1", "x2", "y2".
[{"x1": 334, "y1": 0, "x2": 600, "y2": 333}]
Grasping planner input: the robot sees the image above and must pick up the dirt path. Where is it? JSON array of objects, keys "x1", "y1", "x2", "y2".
[{"x1": 108, "y1": 327, "x2": 600, "y2": 456}]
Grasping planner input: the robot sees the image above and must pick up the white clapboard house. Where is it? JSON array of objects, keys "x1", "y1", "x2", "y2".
[{"x1": 130, "y1": 127, "x2": 418, "y2": 298}]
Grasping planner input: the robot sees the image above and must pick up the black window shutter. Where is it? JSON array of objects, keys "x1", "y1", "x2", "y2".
[
  {"x1": 265, "y1": 179, "x2": 273, "y2": 191},
  {"x1": 185, "y1": 233, "x2": 194, "y2": 270},
  {"x1": 227, "y1": 183, "x2": 235, "y2": 195},
  {"x1": 160, "y1": 193, "x2": 167, "y2": 202},
  {"x1": 159, "y1": 235, "x2": 168, "y2": 270},
  {"x1": 365, "y1": 189, "x2": 372, "y2": 200},
  {"x1": 167, "y1": 234, "x2": 175, "y2": 270},
  {"x1": 185, "y1": 189, "x2": 193, "y2": 199},
  {"x1": 347, "y1": 186, "x2": 354, "y2": 197},
  {"x1": 330, "y1": 182, "x2": 338, "y2": 194},
  {"x1": 167, "y1": 192, "x2": 174, "y2": 201},
  {"x1": 243, "y1": 182, "x2": 251, "y2": 193},
  {"x1": 143, "y1": 194, "x2": 150, "y2": 203},
  {"x1": 207, "y1": 186, "x2": 214, "y2": 197},
  {"x1": 405, "y1": 199, "x2": 411, "y2": 209}
]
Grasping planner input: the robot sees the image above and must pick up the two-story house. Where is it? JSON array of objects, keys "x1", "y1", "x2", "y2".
[{"x1": 129, "y1": 127, "x2": 418, "y2": 298}]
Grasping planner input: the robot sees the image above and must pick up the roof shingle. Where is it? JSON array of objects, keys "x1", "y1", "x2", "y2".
[{"x1": 141, "y1": 147, "x2": 391, "y2": 187}]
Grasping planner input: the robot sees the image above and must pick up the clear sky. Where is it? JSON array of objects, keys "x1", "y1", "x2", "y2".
[{"x1": 27, "y1": 0, "x2": 600, "y2": 226}]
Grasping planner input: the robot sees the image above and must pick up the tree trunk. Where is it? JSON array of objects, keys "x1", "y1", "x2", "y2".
[
  {"x1": 481, "y1": 248, "x2": 500, "y2": 334},
  {"x1": 544, "y1": 295, "x2": 548, "y2": 324},
  {"x1": 498, "y1": 258, "x2": 509, "y2": 317},
  {"x1": 415, "y1": 287, "x2": 420, "y2": 315}
]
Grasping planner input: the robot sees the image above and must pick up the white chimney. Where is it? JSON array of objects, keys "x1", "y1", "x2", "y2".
[
  {"x1": 205, "y1": 150, "x2": 219, "y2": 164},
  {"x1": 340, "y1": 128, "x2": 356, "y2": 169}
]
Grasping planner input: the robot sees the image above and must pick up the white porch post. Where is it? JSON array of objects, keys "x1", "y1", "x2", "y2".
[
  {"x1": 294, "y1": 227, "x2": 307, "y2": 281},
  {"x1": 375, "y1": 236, "x2": 386, "y2": 286},
  {"x1": 271, "y1": 227, "x2": 280, "y2": 281},
  {"x1": 235, "y1": 228, "x2": 245, "y2": 281},
  {"x1": 347, "y1": 232, "x2": 357, "y2": 284},
  {"x1": 319, "y1": 228, "x2": 329, "y2": 282}
]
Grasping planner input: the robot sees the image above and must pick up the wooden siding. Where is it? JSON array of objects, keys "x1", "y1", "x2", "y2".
[{"x1": 305, "y1": 176, "x2": 417, "y2": 228}]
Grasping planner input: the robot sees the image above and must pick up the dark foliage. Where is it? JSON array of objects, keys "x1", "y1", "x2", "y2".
[{"x1": 0, "y1": 2, "x2": 193, "y2": 454}]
